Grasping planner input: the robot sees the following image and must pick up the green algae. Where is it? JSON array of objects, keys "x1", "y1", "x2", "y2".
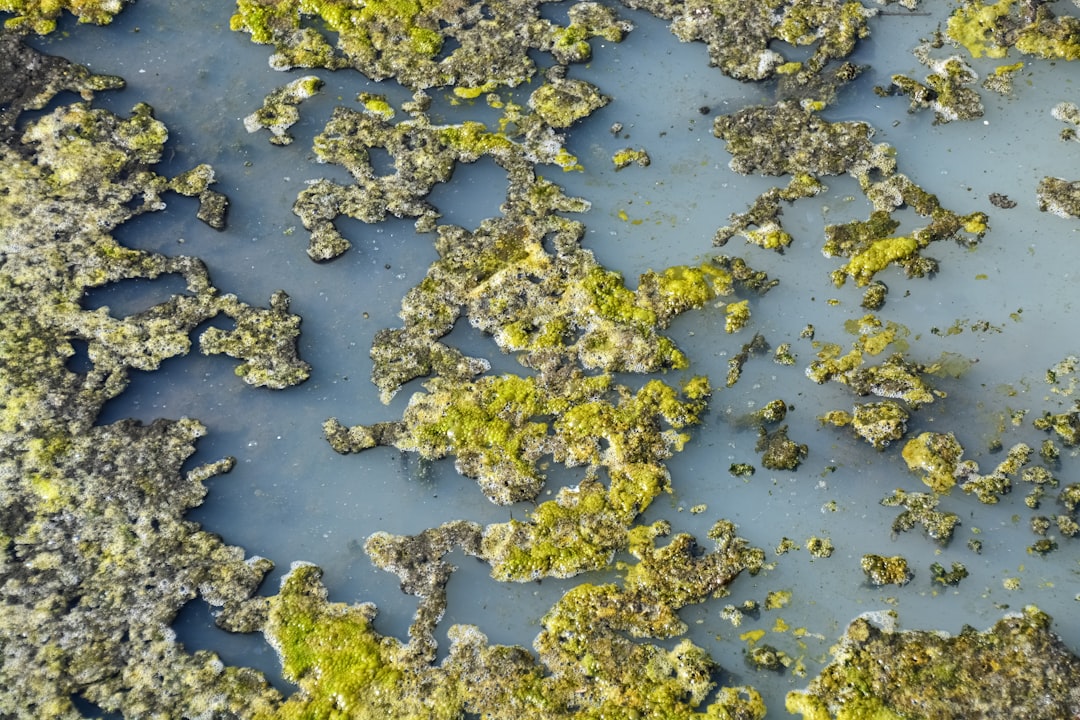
[
  {"x1": 714, "y1": 173, "x2": 826, "y2": 252},
  {"x1": 901, "y1": 431, "x2": 965, "y2": 493},
  {"x1": 947, "y1": 0, "x2": 1080, "y2": 61},
  {"x1": 821, "y1": 400, "x2": 909, "y2": 450},
  {"x1": 714, "y1": 101, "x2": 987, "y2": 287},
  {"x1": 881, "y1": 44, "x2": 984, "y2": 124},
  {"x1": 1, "y1": 43, "x2": 310, "y2": 716},
  {"x1": 756, "y1": 425, "x2": 808, "y2": 471},
  {"x1": 788, "y1": 606, "x2": 1080, "y2": 719},
  {"x1": 244, "y1": 75, "x2": 324, "y2": 146},
  {"x1": 230, "y1": 0, "x2": 631, "y2": 93},
  {"x1": 612, "y1": 146, "x2": 651, "y2": 171},
  {"x1": 0, "y1": 0, "x2": 128, "y2": 34},
  {"x1": 1037, "y1": 176, "x2": 1080, "y2": 218},
  {"x1": 12, "y1": 0, "x2": 1080, "y2": 716},
  {"x1": 618, "y1": 0, "x2": 871, "y2": 87},
  {"x1": 258, "y1": 523, "x2": 767, "y2": 719},
  {"x1": 859, "y1": 554, "x2": 912, "y2": 586},
  {"x1": 881, "y1": 489, "x2": 960, "y2": 544}
]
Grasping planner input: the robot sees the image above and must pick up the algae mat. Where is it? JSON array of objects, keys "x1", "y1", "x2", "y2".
[{"x1": 5, "y1": 0, "x2": 1080, "y2": 717}]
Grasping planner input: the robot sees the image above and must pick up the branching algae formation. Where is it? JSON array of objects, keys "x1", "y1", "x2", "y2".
[{"x1": 6, "y1": 0, "x2": 1080, "y2": 718}]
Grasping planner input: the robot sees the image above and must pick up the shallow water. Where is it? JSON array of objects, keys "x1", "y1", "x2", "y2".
[{"x1": 18, "y1": 0, "x2": 1080, "y2": 715}]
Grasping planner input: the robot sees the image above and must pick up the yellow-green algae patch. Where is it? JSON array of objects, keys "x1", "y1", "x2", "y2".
[
  {"x1": 260, "y1": 522, "x2": 767, "y2": 719},
  {"x1": 1, "y1": 39, "x2": 310, "y2": 717},
  {"x1": 329, "y1": 373, "x2": 712, "y2": 580},
  {"x1": 0, "y1": 0, "x2": 128, "y2": 34},
  {"x1": 230, "y1": 0, "x2": 631, "y2": 93},
  {"x1": 713, "y1": 101, "x2": 987, "y2": 287},
  {"x1": 788, "y1": 607, "x2": 1080, "y2": 719},
  {"x1": 243, "y1": 75, "x2": 324, "y2": 146},
  {"x1": 947, "y1": 0, "x2": 1080, "y2": 61}
]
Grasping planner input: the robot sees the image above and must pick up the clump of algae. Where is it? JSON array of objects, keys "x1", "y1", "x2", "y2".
[
  {"x1": 787, "y1": 606, "x2": 1080, "y2": 719},
  {"x1": 714, "y1": 101, "x2": 987, "y2": 286},
  {"x1": 1, "y1": 37, "x2": 309, "y2": 717},
  {"x1": 260, "y1": 520, "x2": 767, "y2": 719},
  {"x1": 0, "y1": 0, "x2": 128, "y2": 34}
]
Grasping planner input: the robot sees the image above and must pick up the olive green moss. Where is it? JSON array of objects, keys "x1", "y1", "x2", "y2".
[{"x1": 788, "y1": 607, "x2": 1080, "y2": 719}]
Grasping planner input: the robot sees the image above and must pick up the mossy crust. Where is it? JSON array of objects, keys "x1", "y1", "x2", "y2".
[
  {"x1": 714, "y1": 101, "x2": 987, "y2": 286},
  {"x1": 788, "y1": 607, "x2": 1080, "y2": 719},
  {"x1": 0, "y1": 0, "x2": 128, "y2": 34},
  {"x1": 261, "y1": 523, "x2": 766, "y2": 719},
  {"x1": 1, "y1": 43, "x2": 310, "y2": 717},
  {"x1": 230, "y1": 0, "x2": 631, "y2": 93}
]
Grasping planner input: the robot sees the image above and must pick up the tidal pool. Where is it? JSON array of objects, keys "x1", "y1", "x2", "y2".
[{"x1": 6, "y1": 0, "x2": 1080, "y2": 717}]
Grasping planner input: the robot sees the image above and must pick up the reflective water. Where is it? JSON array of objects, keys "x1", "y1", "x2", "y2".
[{"x1": 23, "y1": 0, "x2": 1080, "y2": 714}]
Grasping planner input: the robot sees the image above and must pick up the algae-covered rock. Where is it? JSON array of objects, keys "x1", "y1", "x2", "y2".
[
  {"x1": 1038, "y1": 176, "x2": 1080, "y2": 218},
  {"x1": 788, "y1": 606, "x2": 1080, "y2": 719},
  {"x1": 715, "y1": 101, "x2": 986, "y2": 286},
  {"x1": 947, "y1": 0, "x2": 1080, "y2": 61},
  {"x1": 230, "y1": 0, "x2": 631, "y2": 93},
  {"x1": 618, "y1": 0, "x2": 871, "y2": 86},
  {"x1": 243, "y1": 75, "x2": 323, "y2": 145},
  {"x1": 756, "y1": 425, "x2": 808, "y2": 470}
]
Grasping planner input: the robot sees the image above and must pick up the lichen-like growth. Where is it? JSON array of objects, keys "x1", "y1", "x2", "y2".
[
  {"x1": 1, "y1": 43, "x2": 309, "y2": 717},
  {"x1": 881, "y1": 488, "x2": 960, "y2": 544},
  {"x1": 617, "y1": 0, "x2": 872, "y2": 87},
  {"x1": 714, "y1": 101, "x2": 987, "y2": 286},
  {"x1": 612, "y1": 146, "x2": 650, "y2": 170},
  {"x1": 860, "y1": 554, "x2": 912, "y2": 586},
  {"x1": 714, "y1": 173, "x2": 826, "y2": 251},
  {"x1": 821, "y1": 400, "x2": 909, "y2": 450},
  {"x1": 881, "y1": 42, "x2": 984, "y2": 124},
  {"x1": 957, "y1": 442, "x2": 1031, "y2": 503},
  {"x1": 229, "y1": 0, "x2": 631, "y2": 93},
  {"x1": 1038, "y1": 176, "x2": 1080, "y2": 218},
  {"x1": 902, "y1": 431, "x2": 965, "y2": 493},
  {"x1": 756, "y1": 425, "x2": 808, "y2": 470},
  {"x1": 243, "y1": 75, "x2": 323, "y2": 145},
  {"x1": 788, "y1": 607, "x2": 1080, "y2": 719},
  {"x1": 0, "y1": 0, "x2": 128, "y2": 34}
]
